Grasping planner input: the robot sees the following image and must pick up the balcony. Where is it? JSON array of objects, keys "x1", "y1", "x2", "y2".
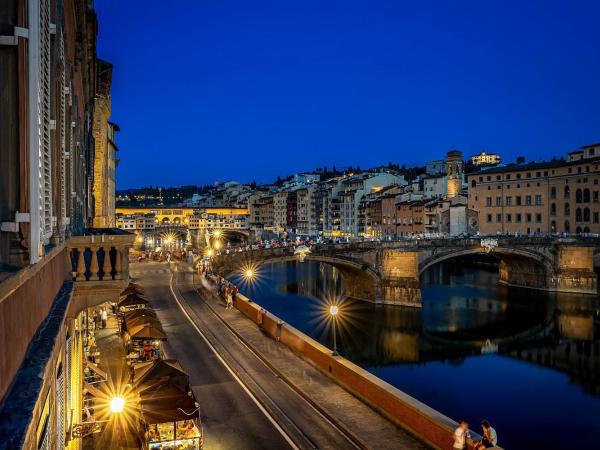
[{"x1": 67, "y1": 229, "x2": 136, "y2": 305}]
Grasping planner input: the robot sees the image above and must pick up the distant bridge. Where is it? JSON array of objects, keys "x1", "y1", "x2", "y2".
[{"x1": 214, "y1": 237, "x2": 599, "y2": 307}]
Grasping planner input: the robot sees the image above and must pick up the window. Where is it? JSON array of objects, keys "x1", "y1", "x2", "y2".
[
  {"x1": 486, "y1": 197, "x2": 492, "y2": 207},
  {"x1": 550, "y1": 203, "x2": 556, "y2": 216},
  {"x1": 594, "y1": 191, "x2": 599, "y2": 203},
  {"x1": 487, "y1": 214, "x2": 492, "y2": 222},
  {"x1": 526, "y1": 195, "x2": 532, "y2": 205},
  {"x1": 506, "y1": 174, "x2": 511, "y2": 180},
  {"x1": 526, "y1": 172, "x2": 531, "y2": 178},
  {"x1": 471, "y1": 180, "x2": 477, "y2": 188},
  {"x1": 594, "y1": 212, "x2": 599, "y2": 224},
  {"x1": 479, "y1": 176, "x2": 483, "y2": 182},
  {"x1": 564, "y1": 185, "x2": 570, "y2": 198},
  {"x1": 506, "y1": 214, "x2": 512, "y2": 222},
  {"x1": 551, "y1": 220, "x2": 556, "y2": 231},
  {"x1": 584, "y1": 189, "x2": 590, "y2": 203},
  {"x1": 496, "y1": 197, "x2": 502, "y2": 206},
  {"x1": 496, "y1": 175, "x2": 501, "y2": 181},
  {"x1": 516, "y1": 196, "x2": 522, "y2": 206},
  {"x1": 576, "y1": 189, "x2": 583, "y2": 203},
  {"x1": 565, "y1": 202, "x2": 570, "y2": 215},
  {"x1": 565, "y1": 220, "x2": 570, "y2": 232},
  {"x1": 526, "y1": 213, "x2": 532, "y2": 222},
  {"x1": 550, "y1": 186, "x2": 556, "y2": 199},
  {"x1": 536, "y1": 213, "x2": 542, "y2": 223},
  {"x1": 516, "y1": 213, "x2": 522, "y2": 223},
  {"x1": 536, "y1": 172, "x2": 541, "y2": 177},
  {"x1": 487, "y1": 176, "x2": 491, "y2": 181},
  {"x1": 506, "y1": 196, "x2": 512, "y2": 206},
  {"x1": 584, "y1": 208, "x2": 590, "y2": 222},
  {"x1": 517, "y1": 174, "x2": 522, "y2": 180},
  {"x1": 576, "y1": 208, "x2": 582, "y2": 222},
  {"x1": 535, "y1": 195, "x2": 542, "y2": 205},
  {"x1": 496, "y1": 214, "x2": 502, "y2": 222}
]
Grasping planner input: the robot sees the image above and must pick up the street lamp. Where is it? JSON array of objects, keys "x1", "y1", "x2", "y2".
[
  {"x1": 109, "y1": 396, "x2": 125, "y2": 414},
  {"x1": 329, "y1": 305, "x2": 339, "y2": 356},
  {"x1": 245, "y1": 268, "x2": 254, "y2": 280}
]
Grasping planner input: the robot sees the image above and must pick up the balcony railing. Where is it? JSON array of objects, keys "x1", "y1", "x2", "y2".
[{"x1": 67, "y1": 230, "x2": 135, "y2": 282}]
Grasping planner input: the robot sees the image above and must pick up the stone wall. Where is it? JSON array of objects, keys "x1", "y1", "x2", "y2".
[{"x1": 234, "y1": 292, "x2": 470, "y2": 449}]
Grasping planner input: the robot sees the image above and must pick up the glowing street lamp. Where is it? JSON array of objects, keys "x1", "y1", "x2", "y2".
[
  {"x1": 206, "y1": 248, "x2": 215, "y2": 258},
  {"x1": 214, "y1": 240, "x2": 222, "y2": 250},
  {"x1": 109, "y1": 396, "x2": 125, "y2": 414},
  {"x1": 245, "y1": 269, "x2": 254, "y2": 280},
  {"x1": 213, "y1": 229, "x2": 222, "y2": 238},
  {"x1": 329, "y1": 305, "x2": 339, "y2": 356}
]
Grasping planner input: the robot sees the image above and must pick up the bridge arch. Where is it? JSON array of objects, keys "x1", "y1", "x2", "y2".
[
  {"x1": 418, "y1": 246, "x2": 555, "y2": 290},
  {"x1": 219, "y1": 253, "x2": 382, "y2": 302}
]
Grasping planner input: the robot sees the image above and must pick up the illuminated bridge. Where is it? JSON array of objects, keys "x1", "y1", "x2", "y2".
[{"x1": 214, "y1": 236, "x2": 600, "y2": 307}]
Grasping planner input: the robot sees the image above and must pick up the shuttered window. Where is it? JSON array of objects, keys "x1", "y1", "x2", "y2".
[{"x1": 38, "y1": 0, "x2": 53, "y2": 242}]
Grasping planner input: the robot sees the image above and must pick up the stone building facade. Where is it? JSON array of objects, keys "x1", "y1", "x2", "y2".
[
  {"x1": 0, "y1": 1, "x2": 131, "y2": 449},
  {"x1": 468, "y1": 143, "x2": 600, "y2": 235}
]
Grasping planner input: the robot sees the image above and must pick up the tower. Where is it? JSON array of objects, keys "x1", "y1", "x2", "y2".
[{"x1": 446, "y1": 150, "x2": 463, "y2": 198}]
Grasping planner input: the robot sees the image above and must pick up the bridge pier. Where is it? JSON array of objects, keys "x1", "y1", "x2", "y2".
[
  {"x1": 553, "y1": 246, "x2": 597, "y2": 294},
  {"x1": 379, "y1": 250, "x2": 422, "y2": 307}
]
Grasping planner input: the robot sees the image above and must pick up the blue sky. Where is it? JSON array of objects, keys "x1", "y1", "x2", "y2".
[{"x1": 95, "y1": 0, "x2": 600, "y2": 188}]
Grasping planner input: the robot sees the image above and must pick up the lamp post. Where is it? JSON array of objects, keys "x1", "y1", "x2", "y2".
[{"x1": 329, "y1": 305, "x2": 339, "y2": 356}]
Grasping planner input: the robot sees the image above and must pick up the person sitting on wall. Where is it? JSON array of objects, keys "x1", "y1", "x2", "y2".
[
  {"x1": 453, "y1": 420, "x2": 470, "y2": 450},
  {"x1": 475, "y1": 420, "x2": 498, "y2": 449}
]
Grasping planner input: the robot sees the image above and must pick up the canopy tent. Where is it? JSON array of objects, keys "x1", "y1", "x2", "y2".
[
  {"x1": 118, "y1": 292, "x2": 149, "y2": 308},
  {"x1": 138, "y1": 385, "x2": 199, "y2": 424},
  {"x1": 133, "y1": 359, "x2": 189, "y2": 392},
  {"x1": 128, "y1": 323, "x2": 167, "y2": 341},
  {"x1": 124, "y1": 308, "x2": 157, "y2": 321},
  {"x1": 125, "y1": 316, "x2": 164, "y2": 334},
  {"x1": 120, "y1": 282, "x2": 145, "y2": 295}
]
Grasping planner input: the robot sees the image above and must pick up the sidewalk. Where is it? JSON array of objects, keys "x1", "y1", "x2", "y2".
[
  {"x1": 192, "y1": 275, "x2": 428, "y2": 450},
  {"x1": 84, "y1": 312, "x2": 139, "y2": 450}
]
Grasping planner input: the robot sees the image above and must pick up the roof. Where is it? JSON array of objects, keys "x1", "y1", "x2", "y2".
[
  {"x1": 138, "y1": 385, "x2": 199, "y2": 424},
  {"x1": 469, "y1": 155, "x2": 600, "y2": 176},
  {"x1": 580, "y1": 143, "x2": 600, "y2": 148}
]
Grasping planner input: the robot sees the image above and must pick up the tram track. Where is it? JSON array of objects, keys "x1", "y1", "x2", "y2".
[{"x1": 168, "y1": 264, "x2": 367, "y2": 450}]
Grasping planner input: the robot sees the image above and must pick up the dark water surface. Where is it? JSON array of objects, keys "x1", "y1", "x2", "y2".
[{"x1": 229, "y1": 260, "x2": 600, "y2": 450}]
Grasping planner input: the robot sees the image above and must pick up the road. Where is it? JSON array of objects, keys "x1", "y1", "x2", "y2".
[{"x1": 131, "y1": 261, "x2": 363, "y2": 450}]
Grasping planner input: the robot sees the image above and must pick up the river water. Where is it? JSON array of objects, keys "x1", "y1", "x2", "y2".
[{"x1": 229, "y1": 260, "x2": 600, "y2": 450}]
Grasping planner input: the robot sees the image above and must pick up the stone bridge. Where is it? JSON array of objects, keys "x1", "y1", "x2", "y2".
[{"x1": 214, "y1": 237, "x2": 599, "y2": 307}]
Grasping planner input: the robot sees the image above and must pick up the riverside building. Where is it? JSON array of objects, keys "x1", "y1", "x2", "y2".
[
  {"x1": 468, "y1": 143, "x2": 600, "y2": 235},
  {"x1": 0, "y1": 1, "x2": 135, "y2": 448}
]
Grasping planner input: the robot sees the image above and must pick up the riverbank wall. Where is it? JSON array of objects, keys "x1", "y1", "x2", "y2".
[{"x1": 233, "y1": 292, "x2": 476, "y2": 450}]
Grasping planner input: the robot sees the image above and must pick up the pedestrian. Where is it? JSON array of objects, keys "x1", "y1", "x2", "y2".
[
  {"x1": 101, "y1": 307, "x2": 108, "y2": 329},
  {"x1": 475, "y1": 420, "x2": 498, "y2": 449},
  {"x1": 226, "y1": 291, "x2": 233, "y2": 309},
  {"x1": 453, "y1": 420, "x2": 470, "y2": 450}
]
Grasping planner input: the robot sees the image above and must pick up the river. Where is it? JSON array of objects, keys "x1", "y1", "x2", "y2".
[{"x1": 229, "y1": 260, "x2": 600, "y2": 450}]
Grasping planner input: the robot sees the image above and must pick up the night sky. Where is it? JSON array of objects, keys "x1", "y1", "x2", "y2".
[{"x1": 95, "y1": 0, "x2": 600, "y2": 189}]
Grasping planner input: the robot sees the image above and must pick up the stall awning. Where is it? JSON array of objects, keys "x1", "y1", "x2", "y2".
[
  {"x1": 133, "y1": 359, "x2": 189, "y2": 392},
  {"x1": 128, "y1": 323, "x2": 167, "y2": 341},
  {"x1": 124, "y1": 308, "x2": 157, "y2": 321},
  {"x1": 138, "y1": 385, "x2": 199, "y2": 424},
  {"x1": 118, "y1": 292, "x2": 149, "y2": 308},
  {"x1": 125, "y1": 316, "x2": 164, "y2": 332},
  {"x1": 120, "y1": 282, "x2": 145, "y2": 296}
]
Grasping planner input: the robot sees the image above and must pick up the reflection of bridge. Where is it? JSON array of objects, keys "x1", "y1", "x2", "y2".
[{"x1": 215, "y1": 237, "x2": 599, "y2": 306}]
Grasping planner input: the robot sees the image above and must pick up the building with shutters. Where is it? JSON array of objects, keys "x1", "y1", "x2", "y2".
[
  {"x1": 468, "y1": 143, "x2": 600, "y2": 235},
  {"x1": 0, "y1": 1, "x2": 134, "y2": 448}
]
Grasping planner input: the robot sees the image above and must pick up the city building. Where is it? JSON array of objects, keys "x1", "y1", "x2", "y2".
[
  {"x1": 0, "y1": 2, "x2": 134, "y2": 449},
  {"x1": 446, "y1": 150, "x2": 464, "y2": 198},
  {"x1": 471, "y1": 151, "x2": 501, "y2": 166},
  {"x1": 273, "y1": 192, "x2": 288, "y2": 234},
  {"x1": 426, "y1": 159, "x2": 447, "y2": 176},
  {"x1": 92, "y1": 60, "x2": 119, "y2": 228},
  {"x1": 468, "y1": 143, "x2": 600, "y2": 234}
]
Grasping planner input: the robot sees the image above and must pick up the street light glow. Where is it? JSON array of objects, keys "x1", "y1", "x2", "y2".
[
  {"x1": 213, "y1": 229, "x2": 222, "y2": 238},
  {"x1": 245, "y1": 269, "x2": 254, "y2": 279},
  {"x1": 110, "y1": 396, "x2": 125, "y2": 413},
  {"x1": 206, "y1": 248, "x2": 215, "y2": 257},
  {"x1": 214, "y1": 240, "x2": 222, "y2": 250},
  {"x1": 329, "y1": 305, "x2": 339, "y2": 316}
]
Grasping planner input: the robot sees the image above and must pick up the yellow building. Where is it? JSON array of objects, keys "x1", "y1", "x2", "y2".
[{"x1": 92, "y1": 61, "x2": 118, "y2": 228}]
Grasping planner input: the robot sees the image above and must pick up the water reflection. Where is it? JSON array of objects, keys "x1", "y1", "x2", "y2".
[{"x1": 230, "y1": 260, "x2": 600, "y2": 449}]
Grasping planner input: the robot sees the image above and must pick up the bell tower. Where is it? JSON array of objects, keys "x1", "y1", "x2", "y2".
[{"x1": 446, "y1": 150, "x2": 463, "y2": 198}]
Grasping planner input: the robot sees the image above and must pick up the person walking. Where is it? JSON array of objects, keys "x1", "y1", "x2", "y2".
[
  {"x1": 101, "y1": 307, "x2": 108, "y2": 329},
  {"x1": 475, "y1": 420, "x2": 498, "y2": 449},
  {"x1": 453, "y1": 421, "x2": 470, "y2": 449}
]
